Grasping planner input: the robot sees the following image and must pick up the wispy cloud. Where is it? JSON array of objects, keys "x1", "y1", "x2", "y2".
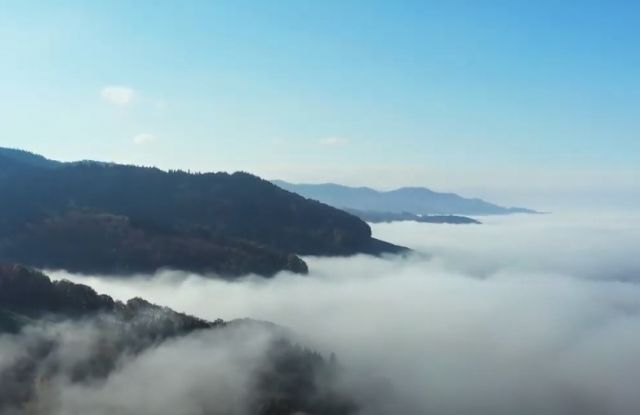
[
  {"x1": 133, "y1": 133, "x2": 156, "y2": 145},
  {"x1": 101, "y1": 86, "x2": 135, "y2": 106},
  {"x1": 319, "y1": 136, "x2": 348, "y2": 146}
]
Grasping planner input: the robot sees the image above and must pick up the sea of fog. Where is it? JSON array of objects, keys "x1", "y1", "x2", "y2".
[{"x1": 49, "y1": 212, "x2": 640, "y2": 415}]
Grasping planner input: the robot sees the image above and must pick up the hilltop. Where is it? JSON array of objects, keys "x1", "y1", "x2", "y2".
[{"x1": 0, "y1": 148, "x2": 405, "y2": 277}]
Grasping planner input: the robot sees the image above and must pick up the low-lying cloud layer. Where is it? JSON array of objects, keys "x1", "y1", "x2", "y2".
[
  {"x1": 1, "y1": 320, "x2": 280, "y2": 415},
  {"x1": 48, "y1": 212, "x2": 640, "y2": 414}
]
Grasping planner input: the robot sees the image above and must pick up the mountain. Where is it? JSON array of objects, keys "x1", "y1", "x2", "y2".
[
  {"x1": 0, "y1": 264, "x2": 216, "y2": 332},
  {"x1": 0, "y1": 265, "x2": 355, "y2": 414},
  {"x1": 345, "y1": 209, "x2": 481, "y2": 224},
  {"x1": 272, "y1": 180, "x2": 538, "y2": 216},
  {"x1": 0, "y1": 147, "x2": 61, "y2": 169},
  {"x1": 0, "y1": 147, "x2": 405, "y2": 277},
  {"x1": 4, "y1": 210, "x2": 309, "y2": 276}
]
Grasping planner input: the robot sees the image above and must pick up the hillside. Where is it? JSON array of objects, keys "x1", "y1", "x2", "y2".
[
  {"x1": 0, "y1": 264, "x2": 215, "y2": 333},
  {"x1": 273, "y1": 180, "x2": 537, "y2": 216},
  {"x1": 0, "y1": 147, "x2": 405, "y2": 276},
  {"x1": 2, "y1": 210, "x2": 308, "y2": 276},
  {"x1": 0, "y1": 265, "x2": 355, "y2": 414},
  {"x1": 0, "y1": 147, "x2": 61, "y2": 169}
]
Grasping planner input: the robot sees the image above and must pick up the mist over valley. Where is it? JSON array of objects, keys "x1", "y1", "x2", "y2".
[{"x1": 45, "y1": 213, "x2": 640, "y2": 415}]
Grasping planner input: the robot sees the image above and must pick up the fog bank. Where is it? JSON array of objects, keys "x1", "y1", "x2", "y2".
[
  {"x1": 0, "y1": 316, "x2": 351, "y2": 415},
  {"x1": 50, "y1": 213, "x2": 640, "y2": 414}
]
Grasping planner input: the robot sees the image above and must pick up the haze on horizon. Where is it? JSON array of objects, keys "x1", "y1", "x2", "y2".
[{"x1": 1, "y1": 1, "x2": 638, "y2": 211}]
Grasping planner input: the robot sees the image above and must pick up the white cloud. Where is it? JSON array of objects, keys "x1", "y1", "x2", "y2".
[
  {"x1": 319, "y1": 136, "x2": 348, "y2": 146},
  {"x1": 101, "y1": 86, "x2": 135, "y2": 106},
  {"x1": 51, "y1": 213, "x2": 640, "y2": 415},
  {"x1": 133, "y1": 133, "x2": 156, "y2": 145},
  {"x1": 0, "y1": 316, "x2": 289, "y2": 415}
]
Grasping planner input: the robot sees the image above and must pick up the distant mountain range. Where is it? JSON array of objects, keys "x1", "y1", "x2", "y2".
[
  {"x1": 272, "y1": 180, "x2": 538, "y2": 216},
  {"x1": 0, "y1": 147, "x2": 405, "y2": 277}
]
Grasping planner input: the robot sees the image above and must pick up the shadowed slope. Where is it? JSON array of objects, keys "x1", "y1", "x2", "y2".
[{"x1": 0, "y1": 147, "x2": 405, "y2": 277}]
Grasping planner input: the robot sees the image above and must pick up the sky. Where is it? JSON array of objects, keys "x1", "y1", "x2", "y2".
[{"x1": 0, "y1": 0, "x2": 638, "y2": 209}]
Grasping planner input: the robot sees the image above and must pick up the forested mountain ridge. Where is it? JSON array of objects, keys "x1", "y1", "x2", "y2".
[
  {"x1": 0, "y1": 147, "x2": 61, "y2": 169},
  {"x1": 0, "y1": 147, "x2": 405, "y2": 276},
  {"x1": 0, "y1": 264, "x2": 216, "y2": 333}
]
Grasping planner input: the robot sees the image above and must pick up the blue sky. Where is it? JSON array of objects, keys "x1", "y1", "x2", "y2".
[{"x1": 0, "y1": 1, "x2": 638, "y2": 208}]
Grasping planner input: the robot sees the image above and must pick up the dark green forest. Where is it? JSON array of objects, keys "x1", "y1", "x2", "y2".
[{"x1": 0, "y1": 147, "x2": 404, "y2": 276}]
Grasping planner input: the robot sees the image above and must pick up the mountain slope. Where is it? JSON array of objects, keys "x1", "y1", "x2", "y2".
[
  {"x1": 2, "y1": 210, "x2": 308, "y2": 276},
  {"x1": 0, "y1": 147, "x2": 405, "y2": 276},
  {"x1": 273, "y1": 180, "x2": 537, "y2": 216},
  {"x1": 0, "y1": 147, "x2": 61, "y2": 169},
  {"x1": 0, "y1": 263, "x2": 215, "y2": 332}
]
